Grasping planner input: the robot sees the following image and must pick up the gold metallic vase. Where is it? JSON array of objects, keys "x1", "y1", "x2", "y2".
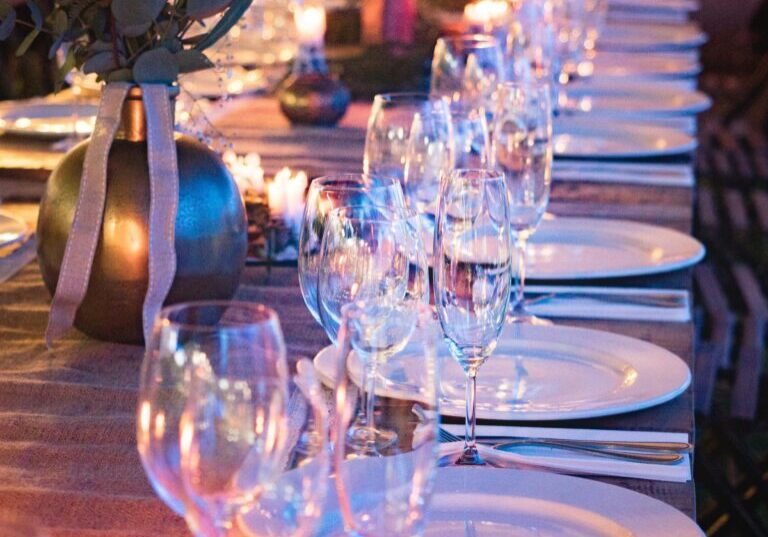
[{"x1": 37, "y1": 86, "x2": 248, "y2": 344}]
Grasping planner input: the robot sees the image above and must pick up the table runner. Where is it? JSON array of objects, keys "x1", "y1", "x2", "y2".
[{"x1": 0, "y1": 256, "x2": 694, "y2": 536}]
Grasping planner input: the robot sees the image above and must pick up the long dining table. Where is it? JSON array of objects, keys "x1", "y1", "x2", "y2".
[{"x1": 0, "y1": 92, "x2": 700, "y2": 535}]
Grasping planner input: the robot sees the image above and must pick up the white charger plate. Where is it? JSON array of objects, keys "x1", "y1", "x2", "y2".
[
  {"x1": 428, "y1": 468, "x2": 702, "y2": 537},
  {"x1": 599, "y1": 22, "x2": 707, "y2": 52},
  {"x1": 562, "y1": 84, "x2": 711, "y2": 117},
  {"x1": 524, "y1": 217, "x2": 705, "y2": 279},
  {"x1": 0, "y1": 212, "x2": 28, "y2": 249},
  {"x1": 423, "y1": 217, "x2": 705, "y2": 280},
  {"x1": 243, "y1": 465, "x2": 702, "y2": 536},
  {"x1": 314, "y1": 322, "x2": 691, "y2": 421},
  {"x1": 587, "y1": 51, "x2": 701, "y2": 79},
  {"x1": 554, "y1": 118, "x2": 697, "y2": 158},
  {"x1": 0, "y1": 102, "x2": 97, "y2": 138}
]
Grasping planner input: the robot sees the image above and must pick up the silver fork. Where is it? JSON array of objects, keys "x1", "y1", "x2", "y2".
[{"x1": 438, "y1": 427, "x2": 685, "y2": 464}]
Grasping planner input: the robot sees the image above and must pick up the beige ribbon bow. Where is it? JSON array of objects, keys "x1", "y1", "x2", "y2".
[{"x1": 45, "y1": 83, "x2": 179, "y2": 347}]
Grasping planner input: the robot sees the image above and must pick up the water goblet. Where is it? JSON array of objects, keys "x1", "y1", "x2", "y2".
[
  {"x1": 318, "y1": 205, "x2": 429, "y2": 450},
  {"x1": 176, "y1": 302, "x2": 291, "y2": 536},
  {"x1": 430, "y1": 35, "x2": 505, "y2": 120},
  {"x1": 363, "y1": 93, "x2": 453, "y2": 213},
  {"x1": 298, "y1": 174, "x2": 408, "y2": 325},
  {"x1": 332, "y1": 300, "x2": 440, "y2": 536}
]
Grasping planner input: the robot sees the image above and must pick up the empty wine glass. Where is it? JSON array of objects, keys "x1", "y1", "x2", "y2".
[
  {"x1": 430, "y1": 35, "x2": 505, "y2": 119},
  {"x1": 318, "y1": 205, "x2": 428, "y2": 450},
  {"x1": 299, "y1": 174, "x2": 407, "y2": 325},
  {"x1": 176, "y1": 302, "x2": 292, "y2": 537},
  {"x1": 450, "y1": 102, "x2": 491, "y2": 169},
  {"x1": 492, "y1": 81, "x2": 553, "y2": 324},
  {"x1": 364, "y1": 93, "x2": 453, "y2": 213},
  {"x1": 234, "y1": 359, "x2": 329, "y2": 537},
  {"x1": 332, "y1": 300, "x2": 440, "y2": 536},
  {"x1": 434, "y1": 169, "x2": 512, "y2": 465}
]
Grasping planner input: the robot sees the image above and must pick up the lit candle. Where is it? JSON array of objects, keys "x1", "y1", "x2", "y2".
[
  {"x1": 463, "y1": 0, "x2": 510, "y2": 32},
  {"x1": 223, "y1": 150, "x2": 265, "y2": 197},
  {"x1": 267, "y1": 168, "x2": 308, "y2": 232},
  {"x1": 294, "y1": 4, "x2": 326, "y2": 46}
]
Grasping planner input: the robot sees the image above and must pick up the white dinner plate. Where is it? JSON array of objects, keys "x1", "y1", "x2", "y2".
[
  {"x1": 0, "y1": 213, "x2": 27, "y2": 249},
  {"x1": 0, "y1": 102, "x2": 97, "y2": 138},
  {"x1": 314, "y1": 322, "x2": 691, "y2": 421},
  {"x1": 562, "y1": 84, "x2": 711, "y2": 116},
  {"x1": 554, "y1": 118, "x2": 697, "y2": 158},
  {"x1": 243, "y1": 465, "x2": 703, "y2": 536},
  {"x1": 599, "y1": 22, "x2": 707, "y2": 51},
  {"x1": 587, "y1": 51, "x2": 701, "y2": 79},
  {"x1": 423, "y1": 217, "x2": 705, "y2": 280}
]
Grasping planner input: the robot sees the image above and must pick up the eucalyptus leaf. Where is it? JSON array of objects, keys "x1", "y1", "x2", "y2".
[
  {"x1": 111, "y1": 0, "x2": 165, "y2": 32},
  {"x1": 133, "y1": 47, "x2": 179, "y2": 84},
  {"x1": 48, "y1": 33, "x2": 64, "y2": 59},
  {"x1": 176, "y1": 49, "x2": 213, "y2": 73},
  {"x1": 106, "y1": 68, "x2": 133, "y2": 82},
  {"x1": 56, "y1": 45, "x2": 75, "y2": 81},
  {"x1": 26, "y1": 0, "x2": 42, "y2": 30},
  {"x1": 187, "y1": 0, "x2": 232, "y2": 19},
  {"x1": 83, "y1": 51, "x2": 124, "y2": 75},
  {"x1": 160, "y1": 37, "x2": 182, "y2": 53},
  {"x1": 15, "y1": 27, "x2": 39, "y2": 56},
  {"x1": 50, "y1": 8, "x2": 67, "y2": 34},
  {"x1": 0, "y1": 9, "x2": 15, "y2": 41},
  {"x1": 194, "y1": 0, "x2": 252, "y2": 51}
]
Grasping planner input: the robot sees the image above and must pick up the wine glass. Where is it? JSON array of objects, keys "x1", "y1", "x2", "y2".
[
  {"x1": 363, "y1": 93, "x2": 453, "y2": 213},
  {"x1": 175, "y1": 302, "x2": 292, "y2": 536},
  {"x1": 318, "y1": 205, "x2": 428, "y2": 450},
  {"x1": 298, "y1": 174, "x2": 408, "y2": 325},
  {"x1": 332, "y1": 300, "x2": 440, "y2": 536},
  {"x1": 450, "y1": 102, "x2": 491, "y2": 169},
  {"x1": 233, "y1": 359, "x2": 329, "y2": 537},
  {"x1": 433, "y1": 169, "x2": 513, "y2": 465},
  {"x1": 430, "y1": 35, "x2": 505, "y2": 119},
  {"x1": 492, "y1": 81, "x2": 553, "y2": 324}
]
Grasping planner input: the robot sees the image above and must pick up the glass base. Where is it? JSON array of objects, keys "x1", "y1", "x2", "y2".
[
  {"x1": 437, "y1": 447, "x2": 487, "y2": 467},
  {"x1": 346, "y1": 425, "x2": 398, "y2": 454},
  {"x1": 507, "y1": 303, "x2": 552, "y2": 326}
]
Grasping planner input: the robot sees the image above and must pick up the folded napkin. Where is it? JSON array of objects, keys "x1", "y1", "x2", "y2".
[
  {"x1": 525, "y1": 285, "x2": 691, "y2": 322},
  {"x1": 0, "y1": 235, "x2": 36, "y2": 284},
  {"x1": 441, "y1": 424, "x2": 691, "y2": 483},
  {"x1": 553, "y1": 160, "x2": 694, "y2": 187}
]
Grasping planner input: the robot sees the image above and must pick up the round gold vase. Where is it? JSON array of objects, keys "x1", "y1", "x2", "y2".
[{"x1": 37, "y1": 87, "x2": 248, "y2": 344}]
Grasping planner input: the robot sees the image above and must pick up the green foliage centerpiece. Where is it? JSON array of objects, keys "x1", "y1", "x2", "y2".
[
  {"x1": 0, "y1": 0, "x2": 251, "y2": 85},
  {"x1": 0, "y1": 0, "x2": 253, "y2": 346}
]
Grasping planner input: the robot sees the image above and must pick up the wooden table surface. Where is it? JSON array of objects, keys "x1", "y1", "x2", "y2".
[{"x1": 0, "y1": 96, "x2": 699, "y2": 535}]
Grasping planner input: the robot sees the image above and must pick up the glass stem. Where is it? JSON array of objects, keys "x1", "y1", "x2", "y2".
[
  {"x1": 457, "y1": 368, "x2": 482, "y2": 465},
  {"x1": 464, "y1": 370, "x2": 477, "y2": 453},
  {"x1": 513, "y1": 236, "x2": 527, "y2": 309},
  {"x1": 364, "y1": 355, "x2": 377, "y2": 429}
]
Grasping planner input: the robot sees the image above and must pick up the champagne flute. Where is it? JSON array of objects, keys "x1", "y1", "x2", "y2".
[
  {"x1": 434, "y1": 169, "x2": 513, "y2": 465},
  {"x1": 298, "y1": 174, "x2": 408, "y2": 325},
  {"x1": 177, "y1": 302, "x2": 291, "y2": 537},
  {"x1": 430, "y1": 35, "x2": 505, "y2": 120},
  {"x1": 492, "y1": 81, "x2": 553, "y2": 324},
  {"x1": 333, "y1": 300, "x2": 440, "y2": 536},
  {"x1": 363, "y1": 93, "x2": 453, "y2": 213},
  {"x1": 318, "y1": 205, "x2": 428, "y2": 450}
]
